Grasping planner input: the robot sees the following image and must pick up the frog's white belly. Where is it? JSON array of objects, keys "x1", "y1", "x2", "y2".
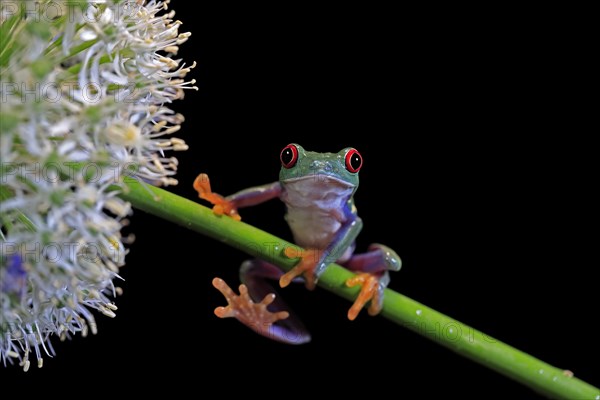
[
  {"x1": 285, "y1": 208, "x2": 342, "y2": 249},
  {"x1": 281, "y1": 176, "x2": 355, "y2": 250}
]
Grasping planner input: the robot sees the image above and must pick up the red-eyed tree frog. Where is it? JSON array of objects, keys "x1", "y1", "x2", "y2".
[{"x1": 194, "y1": 143, "x2": 401, "y2": 344}]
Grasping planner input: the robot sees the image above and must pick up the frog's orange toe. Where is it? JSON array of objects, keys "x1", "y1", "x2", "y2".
[
  {"x1": 283, "y1": 247, "x2": 301, "y2": 259},
  {"x1": 345, "y1": 273, "x2": 384, "y2": 320},
  {"x1": 193, "y1": 173, "x2": 211, "y2": 194},
  {"x1": 211, "y1": 278, "x2": 236, "y2": 318}
]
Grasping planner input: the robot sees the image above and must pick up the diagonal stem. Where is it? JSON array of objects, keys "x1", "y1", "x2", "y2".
[{"x1": 118, "y1": 179, "x2": 600, "y2": 399}]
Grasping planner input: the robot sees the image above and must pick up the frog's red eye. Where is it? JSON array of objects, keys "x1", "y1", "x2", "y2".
[
  {"x1": 280, "y1": 144, "x2": 299, "y2": 168},
  {"x1": 345, "y1": 148, "x2": 362, "y2": 173}
]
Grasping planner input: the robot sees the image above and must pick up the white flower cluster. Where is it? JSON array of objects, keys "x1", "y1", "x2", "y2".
[{"x1": 0, "y1": 0, "x2": 195, "y2": 370}]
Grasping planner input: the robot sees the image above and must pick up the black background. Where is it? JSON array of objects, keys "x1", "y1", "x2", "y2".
[{"x1": 3, "y1": 2, "x2": 598, "y2": 398}]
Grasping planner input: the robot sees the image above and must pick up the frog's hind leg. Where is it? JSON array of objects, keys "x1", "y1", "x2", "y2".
[
  {"x1": 342, "y1": 244, "x2": 401, "y2": 320},
  {"x1": 212, "y1": 259, "x2": 311, "y2": 345}
]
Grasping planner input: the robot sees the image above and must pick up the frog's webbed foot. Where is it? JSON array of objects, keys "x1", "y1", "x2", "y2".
[
  {"x1": 346, "y1": 272, "x2": 388, "y2": 320},
  {"x1": 280, "y1": 247, "x2": 322, "y2": 290},
  {"x1": 212, "y1": 277, "x2": 289, "y2": 336},
  {"x1": 193, "y1": 173, "x2": 241, "y2": 221},
  {"x1": 343, "y1": 243, "x2": 401, "y2": 320}
]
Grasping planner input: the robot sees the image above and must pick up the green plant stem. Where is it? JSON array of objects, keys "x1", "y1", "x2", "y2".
[{"x1": 119, "y1": 179, "x2": 600, "y2": 399}]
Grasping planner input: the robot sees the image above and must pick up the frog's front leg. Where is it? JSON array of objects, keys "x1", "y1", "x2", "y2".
[
  {"x1": 193, "y1": 173, "x2": 281, "y2": 220},
  {"x1": 213, "y1": 260, "x2": 310, "y2": 344},
  {"x1": 343, "y1": 244, "x2": 402, "y2": 320},
  {"x1": 280, "y1": 216, "x2": 363, "y2": 290}
]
